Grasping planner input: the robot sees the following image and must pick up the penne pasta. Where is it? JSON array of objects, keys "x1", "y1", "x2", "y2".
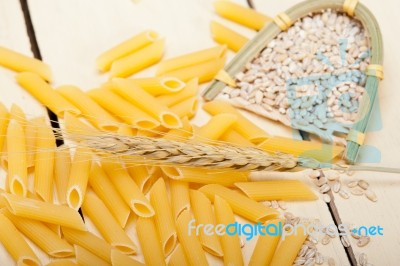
[
  {"x1": 210, "y1": 21, "x2": 249, "y2": 52},
  {"x1": 74, "y1": 245, "x2": 110, "y2": 266},
  {"x1": 149, "y1": 178, "x2": 177, "y2": 256},
  {"x1": 1, "y1": 209, "x2": 74, "y2": 257},
  {"x1": 57, "y1": 85, "x2": 120, "y2": 131},
  {"x1": 46, "y1": 223, "x2": 62, "y2": 237},
  {"x1": 96, "y1": 30, "x2": 158, "y2": 71},
  {"x1": 203, "y1": 100, "x2": 269, "y2": 143},
  {"x1": 156, "y1": 45, "x2": 226, "y2": 76},
  {"x1": 170, "y1": 179, "x2": 190, "y2": 220},
  {"x1": 101, "y1": 160, "x2": 154, "y2": 218},
  {"x1": 169, "y1": 97, "x2": 198, "y2": 119},
  {"x1": 117, "y1": 124, "x2": 137, "y2": 136},
  {"x1": 127, "y1": 164, "x2": 156, "y2": 193},
  {"x1": 88, "y1": 88, "x2": 160, "y2": 129},
  {"x1": 167, "y1": 244, "x2": 188, "y2": 266},
  {"x1": 81, "y1": 190, "x2": 137, "y2": 254},
  {"x1": 2, "y1": 193, "x2": 86, "y2": 230},
  {"x1": 162, "y1": 117, "x2": 193, "y2": 141},
  {"x1": 111, "y1": 249, "x2": 144, "y2": 266},
  {"x1": 190, "y1": 190, "x2": 223, "y2": 257},
  {"x1": 9, "y1": 103, "x2": 26, "y2": 127},
  {"x1": 110, "y1": 39, "x2": 165, "y2": 78},
  {"x1": 46, "y1": 259, "x2": 77, "y2": 266},
  {"x1": 235, "y1": 180, "x2": 317, "y2": 201},
  {"x1": 88, "y1": 163, "x2": 131, "y2": 227},
  {"x1": 0, "y1": 213, "x2": 40, "y2": 266},
  {"x1": 25, "y1": 117, "x2": 45, "y2": 169},
  {"x1": 112, "y1": 78, "x2": 182, "y2": 128},
  {"x1": 199, "y1": 184, "x2": 278, "y2": 222},
  {"x1": 220, "y1": 129, "x2": 255, "y2": 146},
  {"x1": 66, "y1": 147, "x2": 92, "y2": 210},
  {"x1": 0, "y1": 46, "x2": 52, "y2": 81},
  {"x1": 0, "y1": 103, "x2": 9, "y2": 153},
  {"x1": 54, "y1": 146, "x2": 71, "y2": 205},
  {"x1": 214, "y1": 195, "x2": 243, "y2": 266},
  {"x1": 195, "y1": 113, "x2": 237, "y2": 140},
  {"x1": 213, "y1": 0, "x2": 272, "y2": 30},
  {"x1": 136, "y1": 217, "x2": 166, "y2": 266},
  {"x1": 63, "y1": 112, "x2": 98, "y2": 138},
  {"x1": 123, "y1": 76, "x2": 186, "y2": 96},
  {"x1": 156, "y1": 78, "x2": 198, "y2": 107},
  {"x1": 6, "y1": 120, "x2": 28, "y2": 196},
  {"x1": 249, "y1": 218, "x2": 283, "y2": 266},
  {"x1": 175, "y1": 210, "x2": 208, "y2": 266},
  {"x1": 16, "y1": 72, "x2": 80, "y2": 117},
  {"x1": 34, "y1": 121, "x2": 56, "y2": 202}
]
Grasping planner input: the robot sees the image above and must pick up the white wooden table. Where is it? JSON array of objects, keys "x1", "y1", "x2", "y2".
[{"x1": 0, "y1": 0, "x2": 399, "y2": 265}]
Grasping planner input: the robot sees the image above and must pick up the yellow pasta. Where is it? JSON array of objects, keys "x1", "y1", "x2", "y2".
[
  {"x1": 110, "y1": 39, "x2": 165, "y2": 78},
  {"x1": 169, "y1": 97, "x2": 198, "y2": 119},
  {"x1": 88, "y1": 88, "x2": 160, "y2": 129},
  {"x1": 127, "y1": 164, "x2": 156, "y2": 193},
  {"x1": 162, "y1": 117, "x2": 193, "y2": 141},
  {"x1": 1, "y1": 209, "x2": 74, "y2": 257},
  {"x1": 220, "y1": 129, "x2": 255, "y2": 146},
  {"x1": 88, "y1": 163, "x2": 131, "y2": 227},
  {"x1": 16, "y1": 72, "x2": 80, "y2": 117},
  {"x1": 117, "y1": 124, "x2": 137, "y2": 136},
  {"x1": 170, "y1": 179, "x2": 190, "y2": 220},
  {"x1": 96, "y1": 30, "x2": 158, "y2": 71},
  {"x1": 136, "y1": 217, "x2": 166, "y2": 266},
  {"x1": 149, "y1": 178, "x2": 177, "y2": 256},
  {"x1": 6, "y1": 120, "x2": 27, "y2": 196},
  {"x1": 156, "y1": 45, "x2": 227, "y2": 76},
  {"x1": 0, "y1": 46, "x2": 52, "y2": 81},
  {"x1": 101, "y1": 160, "x2": 154, "y2": 218},
  {"x1": 269, "y1": 225, "x2": 309, "y2": 266},
  {"x1": 2, "y1": 193, "x2": 86, "y2": 230},
  {"x1": 0, "y1": 103, "x2": 9, "y2": 153},
  {"x1": 190, "y1": 190, "x2": 223, "y2": 257},
  {"x1": 156, "y1": 78, "x2": 198, "y2": 107},
  {"x1": 196, "y1": 113, "x2": 237, "y2": 140},
  {"x1": 167, "y1": 244, "x2": 188, "y2": 266},
  {"x1": 213, "y1": 0, "x2": 272, "y2": 30},
  {"x1": 0, "y1": 213, "x2": 40, "y2": 266},
  {"x1": 249, "y1": 218, "x2": 283, "y2": 266},
  {"x1": 9, "y1": 103, "x2": 26, "y2": 126},
  {"x1": 123, "y1": 76, "x2": 186, "y2": 96},
  {"x1": 112, "y1": 78, "x2": 182, "y2": 128},
  {"x1": 203, "y1": 100, "x2": 269, "y2": 143},
  {"x1": 74, "y1": 245, "x2": 110, "y2": 266},
  {"x1": 57, "y1": 85, "x2": 120, "y2": 131},
  {"x1": 199, "y1": 184, "x2": 278, "y2": 222},
  {"x1": 258, "y1": 136, "x2": 344, "y2": 162},
  {"x1": 46, "y1": 259, "x2": 77, "y2": 266},
  {"x1": 111, "y1": 249, "x2": 144, "y2": 266},
  {"x1": 66, "y1": 147, "x2": 92, "y2": 210},
  {"x1": 81, "y1": 190, "x2": 137, "y2": 254},
  {"x1": 63, "y1": 112, "x2": 98, "y2": 138},
  {"x1": 175, "y1": 210, "x2": 208, "y2": 266},
  {"x1": 34, "y1": 122, "x2": 56, "y2": 202},
  {"x1": 235, "y1": 180, "x2": 317, "y2": 201},
  {"x1": 214, "y1": 195, "x2": 243, "y2": 266},
  {"x1": 210, "y1": 21, "x2": 249, "y2": 52},
  {"x1": 54, "y1": 146, "x2": 71, "y2": 205},
  {"x1": 26, "y1": 117, "x2": 45, "y2": 169},
  {"x1": 46, "y1": 223, "x2": 62, "y2": 237}
]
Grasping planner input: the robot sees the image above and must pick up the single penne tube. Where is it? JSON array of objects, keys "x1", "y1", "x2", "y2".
[
  {"x1": 54, "y1": 146, "x2": 71, "y2": 205},
  {"x1": 63, "y1": 112, "x2": 98, "y2": 138},
  {"x1": 213, "y1": 0, "x2": 271, "y2": 30},
  {"x1": 156, "y1": 78, "x2": 198, "y2": 107},
  {"x1": 26, "y1": 117, "x2": 45, "y2": 169},
  {"x1": 0, "y1": 213, "x2": 40, "y2": 266},
  {"x1": 124, "y1": 76, "x2": 186, "y2": 96},
  {"x1": 167, "y1": 244, "x2": 188, "y2": 266},
  {"x1": 170, "y1": 97, "x2": 198, "y2": 119},
  {"x1": 149, "y1": 178, "x2": 177, "y2": 256},
  {"x1": 249, "y1": 218, "x2": 283, "y2": 266},
  {"x1": 81, "y1": 190, "x2": 137, "y2": 254},
  {"x1": 190, "y1": 190, "x2": 223, "y2": 257},
  {"x1": 220, "y1": 129, "x2": 255, "y2": 146},
  {"x1": 0, "y1": 103, "x2": 9, "y2": 152},
  {"x1": 111, "y1": 249, "x2": 144, "y2": 266},
  {"x1": 161, "y1": 57, "x2": 226, "y2": 84},
  {"x1": 269, "y1": 224, "x2": 309, "y2": 266},
  {"x1": 96, "y1": 30, "x2": 158, "y2": 71},
  {"x1": 6, "y1": 120, "x2": 28, "y2": 196},
  {"x1": 0, "y1": 46, "x2": 52, "y2": 81},
  {"x1": 214, "y1": 195, "x2": 243, "y2": 266},
  {"x1": 2, "y1": 193, "x2": 86, "y2": 230},
  {"x1": 199, "y1": 184, "x2": 278, "y2": 223},
  {"x1": 210, "y1": 21, "x2": 249, "y2": 52},
  {"x1": 88, "y1": 88, "x2": 160, "y2": 129},
  {"x1": 112, "y1": 78, "x2": 182, "y2": 128},
  {"x1": 110, "y1": 39, "x2": 165, "y2": 78},
  {"x1": 136, "y1": 217, "x2": 166, "y2": 266},
  {"x1": 57, "y1": 85, "x2": 120, "y2": 131},
  {"x1": 9, "y1": 103, "x2": 27, "y2": 126},
  {"x1": 46, "y1": 223, "x2": 62, "y2": 237},
  {"x1": 170, "y1": 179, "x2": 190, "y2": 220},
  {"x1": 126, "y1": 164, "x2": 155, "y2": 193},
  {"x1": 16, "y1": 72, "x2": 80, "y2": 117},
  {"x1": 101, "y1": 160, "x2": 154, "y2": 218},
  {"x1": 1, "y1": 209, "x2": 74, "y2": 257},
  {"x1": 34, "y1": 122, "x2": 56, "y2": 202},
  {"x1": 62, "y1": 227, "x2": 112, "y2": 263},
  {"x1": 235, "y1": 180, "x2": 317, "y2": 201},
  {"x1": 162, "y1": 117, "x2": 193, "y2": 141},
  {"x1": 118, "y1": 124, "x2": 137, "y2": 136},
  {"x1": 66, "y1": 147, "x2": 92, "y2": 210},
  {"x1": 74, "y1": 245, "x2": 110, "y2": 266},
  {"x1": 156, "y1": 45, "x2": 227, "y2": 76},
  {"x1": 203, "y1": 100, "x2": 269, "y2": 143},
  {"x1": 88, "y1": 163, "x2": 131, "y2": 227},
  {"x1": 175, "y1": 210, "x2": 208, "y2": 266},
  {"x1": 195, "y1": 113, "x2": 237, "y2": 140},
  {"x1": 46, "y1": 259, "x2": 77, "y2": 266}
]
